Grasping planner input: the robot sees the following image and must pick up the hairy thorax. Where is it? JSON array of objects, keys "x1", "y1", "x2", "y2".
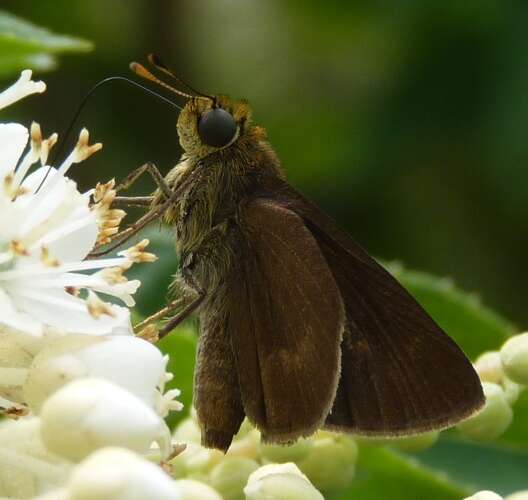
[{"x1": 154, "y1": 134, "x2": 284, "y2": 292}]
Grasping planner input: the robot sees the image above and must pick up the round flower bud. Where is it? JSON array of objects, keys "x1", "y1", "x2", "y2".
[
  {"x1": 40, "y1": 378, "x2": 170, "y2": 462},
  {"x1": 464, "y1": 490, "x2": 504, "y2": 500},
  {"x1": 501, "y1": 333, "x2": 528, "y2": 386},
  {"x1": 0, "y1": 329, "x2": 34, "y2": 403},
  {"x1": 32, "y1": 489, "x2": 69, "y2": 500},
  {"x1": 502, "y1": 377, "x2": 523, "y2": 406},
  {"x1": 173, "y1": 479, "x2": 222, "y2": 500},
  {"x1": 457, "y1": 382, "x2": 513, "y2": 441},
  {"x1": 24, "y1": 335, "x2": 165, "y2": 413},
  {"x1": 169, "y1": 443, "x2": 224, "y2": 481},
  {"x1": 209, "y1": 457, "x2": 259, "y2": 500},
  {"x1": 67, "y1": 447, "x2": 181, "y2": 500},
  {"x1": 297, "y1": 431, "x2": 358, "y2": 491},
  {"x1": 506, "y1": 491, "x2": 528, "y2": 500},
  {"x1": 261, "y1": 438, "x2": 313, "y2": 464},
  {"x1": 385, "y1": 431, "x2": 440, "y2": 453},
  {"x1": 474, "y1": 351, "x2": 504, "y2": 384},
  {"x1": 227, "y1": 429, "x2": 261, "y2": 460},
  {"x1": 244, "y1": 463, "x2": 324, "y2": 500},
  {"x1": 173, "y1": 418, "x2": 202, "y2": 445}
]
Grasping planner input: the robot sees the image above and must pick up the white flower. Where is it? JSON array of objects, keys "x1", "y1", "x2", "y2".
[
  {"x1": 0, "y1": 71, "x2": 145, "y2": 343},
  {"x1": 244, "y1": 463, "x2": 324, "y2": 500},
  {"x1": 35, "y1": 447, "x2": 182, "y2": 500},
  {"x1": 40, "y1": 378, "x2": 173, "y2": 462},
  {"x1": 22, "y1": 334, "x2": 183, "y2": 416}
]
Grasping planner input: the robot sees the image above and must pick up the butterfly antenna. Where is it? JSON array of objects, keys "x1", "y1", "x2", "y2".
[
  {"x1": 36, "y1": 76, "x2": 182, "y2": 192},
  {"x1": 130, "y1": 62, "x2": 199, "y2": 100},
  {"x1": 147, "y1": 53, "x2": 214, "y2": 100}
]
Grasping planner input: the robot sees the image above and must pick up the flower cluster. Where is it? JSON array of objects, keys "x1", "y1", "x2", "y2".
[
  {"x1": 456, "y1": 332, "x2": 528, "y2": 441},
  {"x1": 167, "y1": 331, "x2": 528, "y2": 499},
  {"x1": 0, "y1": 71, "x2": 183, "y2": 499},
  {"x1": 168, "y1": 412, "x2": 350, "y2": 499}
]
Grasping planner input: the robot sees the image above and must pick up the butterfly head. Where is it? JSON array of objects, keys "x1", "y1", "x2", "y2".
[
  {"x1": 130, "y1": 56, "x2": 253, "y2": 158},
  {"x1": 177, "y1": 95, "x2": 252, "y2": 157}
]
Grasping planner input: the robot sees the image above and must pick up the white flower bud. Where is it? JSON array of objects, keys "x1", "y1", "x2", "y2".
[
  {"x1": 244, "y1": 463, "x2": 324, "y2": 500},
  {"x1": 364, "y1": 431, "x2": 440, "y2": 453},
  {"x1": 173, "y1": 479, "x2": 222, "y2": 500},
  {"x1": 67, "y1": 447, "x2": 181, "y2": 500},
  {"x1": 0, "y1": 417, "x2": 71, "y2": 496},
  {"x1": 227, "y1": 429, "x2": 261, "y2": 460},
  {"x1": 40, "y1": 378, "x2": 171, "y2": 461},
  {"x1": 24, "y1": 335, "x2": 166, "y2": 413},
  {"x1": 297, "y1": 431, "x2": 358, "y2": 491},
  {"x1": 169, "y1": 442, "x2": 224, "y2": 481},
  {"x1": 0, "y1": 329, "x2": 33, "y2": 403},
  {"x1": 173, "y1": 417, "x2": 202, "y2": 445},
  {"x1": 500, "y1": 333, "x2": 528, "y2": 386},
  {"x1": 32, "y1": 488, "x2": 69, "y2": 500},
  {"x1": 506, "y1": 491, "x2": 528, "y2": 500},
  {"x1": 260, "y1": 438, "x2": 313, "y2": 464},
  {"x1": 474, "y1": 351, "x2": 504, "y2": 384},
  {"x1": 464, "y1": 490, "x2": 504, "y2": 500},
  {"x1": 457, "y1": 382, "x2": 513, "y2": 441},
  {"x1": 209, "y1": 457, "x2": 259, "y2": 500},
  {"x1": 502, "y1": 377, "x2": 523, "y2": 406}
]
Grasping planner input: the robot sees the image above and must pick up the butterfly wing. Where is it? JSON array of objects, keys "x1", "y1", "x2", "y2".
[
  {"x1": 272, "y1": 182, "x2": 484, "y2": 435},
  {"x1": 228, "y1": 198, "x2": 345, "y2": 443}
]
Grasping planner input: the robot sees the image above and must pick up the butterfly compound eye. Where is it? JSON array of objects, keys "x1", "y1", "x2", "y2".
[{"x1": 198, "y1": 108, "x2": 237, "y2": 148}]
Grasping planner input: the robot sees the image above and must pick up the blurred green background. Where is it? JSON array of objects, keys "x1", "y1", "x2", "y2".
[
  {"x1": 2, "y1": 3, "x2": 528, "y2": 498},
  {"x1": 2, "y1": 0, "x2": 527, "y2": 328}
]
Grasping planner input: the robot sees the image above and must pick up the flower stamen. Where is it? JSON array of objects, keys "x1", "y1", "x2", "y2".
[
  {"x1": 87, "y1": 291, "x2": 115, "y2": 319},
  {"x1": 119, "y1": 239, "x2": 157, "y2": 263},
  {"x1": 0, "y1": 70, "x2": 46, "y2": 111}
]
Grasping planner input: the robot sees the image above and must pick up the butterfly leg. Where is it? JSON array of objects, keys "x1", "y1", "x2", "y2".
[
  {"x1": 116, "y1": 162, "x2": 172, "y2": 199},
  {"x1": 134, "y1": 298, "x2": 186, "y2": 332},
  {"x1": 89, "y1": 167, "x2": 204, "y2": 257},
  {"x1": 112, "y1": 195, "x2": 154, "y2": 209},
  {"x1": 157, "y1": 279, "x2": 206, "y2": 340}
]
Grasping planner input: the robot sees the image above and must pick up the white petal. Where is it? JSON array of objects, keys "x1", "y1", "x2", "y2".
[
  {"x1": 9, "y1": 288, "x2": 132, "y2": 335},
  {"x1": 0, "y1": 123, "x2": 28, "y2": 177},
  {"x1": 0, "y1": 288, "x2": 42, "y2": 336}
]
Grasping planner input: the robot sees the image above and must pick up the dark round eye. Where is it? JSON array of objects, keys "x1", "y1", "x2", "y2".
[{"x1": 198, "y1": 108, "x2": 237, "y2": 148}]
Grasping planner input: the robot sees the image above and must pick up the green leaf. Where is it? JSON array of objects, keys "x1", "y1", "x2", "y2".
[
  {"x1": 328, "y1": 445, "x2": 470, "y2": 500},
  {"x1": 0, "y1": 9, "x2": 92, "y2": 77},
  {"x1": 387, "y1": 263, "x2": 516, "y2": 359},
  {"x1": 499, "y1": 390, "x2": 528, "y2": 447},
  {"x1": 416, "y1": 437, "x2": 528, "y2": 496},
  {"x1": 126, "y1": 226, "x2": 179, "y2": 317},
  {"x1": 157, "y1": 324, "x2": 197, "y2": 429}
]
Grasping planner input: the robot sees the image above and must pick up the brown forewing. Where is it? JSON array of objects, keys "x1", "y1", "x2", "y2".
[
  {"x1": 229, "y1": 198, "x2": 345, "y2": 443},
  {"x1": 270, "y1": 181, "x2": 485, "y2": 435}
]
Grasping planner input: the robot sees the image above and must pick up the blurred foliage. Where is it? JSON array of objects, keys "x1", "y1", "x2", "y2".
[
  {"x1": 2, "y1": 2, "x2": 528, "y2": 498},
  {"x1": 0, "y1": 9, "x2": 92, "y2": 76}
]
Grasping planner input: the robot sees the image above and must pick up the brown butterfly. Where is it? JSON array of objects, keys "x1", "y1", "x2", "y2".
[{"x1": 105, "y1": 56, "x2": 484, "y2": 452}]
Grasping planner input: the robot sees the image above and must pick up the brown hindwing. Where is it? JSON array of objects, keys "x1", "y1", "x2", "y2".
[
  {"x1": 229, "y1": 198, "x2": 345, "y2": 443},
  {"x1": 271, "y1": 182, "x2": 485, "y2": 435}
]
